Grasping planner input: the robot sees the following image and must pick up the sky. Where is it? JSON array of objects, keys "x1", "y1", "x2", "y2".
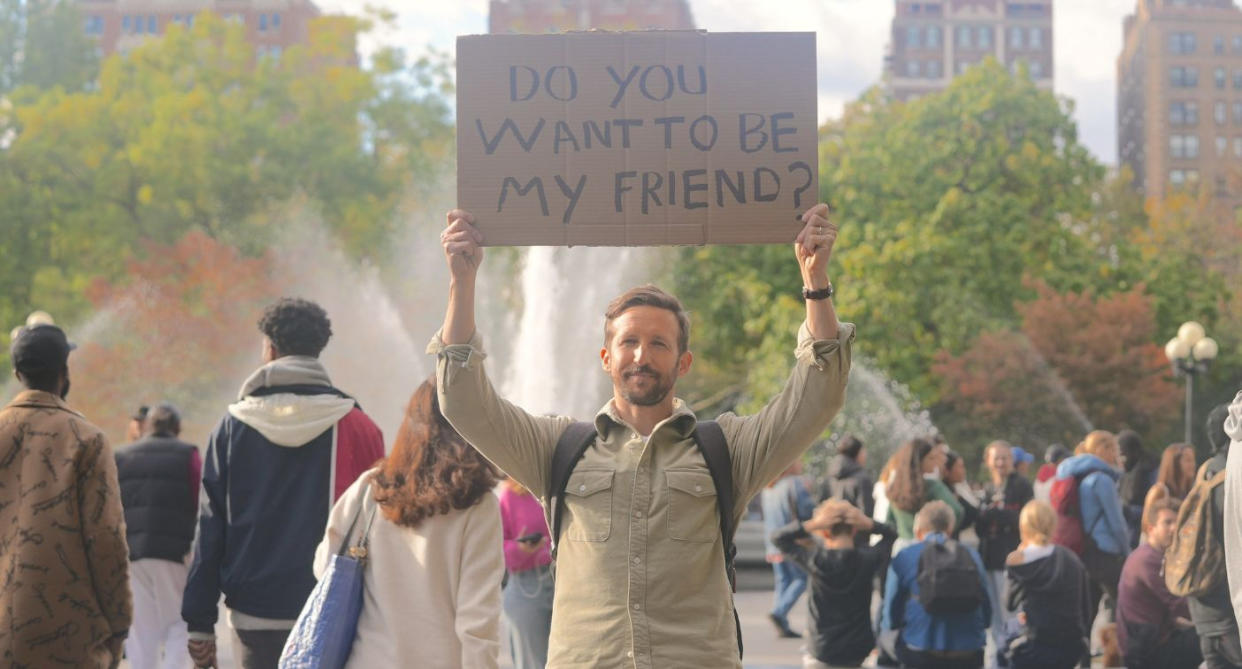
[{"x1": 319, "y1": 0, "x2": 1136, "y2": 165}]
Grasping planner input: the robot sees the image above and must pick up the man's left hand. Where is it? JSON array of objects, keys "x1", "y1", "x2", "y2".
[{"x1": 794, "y1": 203, "x2": 838, "y2": 285}]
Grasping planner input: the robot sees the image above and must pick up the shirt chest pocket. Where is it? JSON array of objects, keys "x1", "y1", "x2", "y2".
[
  {"x1": 563, "y1": 469, "x2": 614, "y2": 542},
  {"x1": 665, "y1": 470, "x2": 718, "y2": 543}
]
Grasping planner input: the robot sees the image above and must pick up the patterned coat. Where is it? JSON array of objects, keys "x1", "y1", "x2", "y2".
[{"x1": 0, "y1": 390, "x2": 132, "y2": 668}]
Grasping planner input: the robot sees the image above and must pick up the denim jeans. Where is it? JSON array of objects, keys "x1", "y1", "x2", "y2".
[{"x1": 771, "y1": 560, "x2": 808, "y2": 623}]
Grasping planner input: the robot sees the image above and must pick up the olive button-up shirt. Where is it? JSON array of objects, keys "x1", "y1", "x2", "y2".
[{"x1": 429, "y1": 320, "x2": 854, "y2": 668}]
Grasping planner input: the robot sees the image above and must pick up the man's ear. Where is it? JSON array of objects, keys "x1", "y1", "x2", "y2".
[
  {"x1": 676, "y1": 350, "x2": 693, "y2": 377},
  {"x1": 600, "y1": 347, "x2": 611, "y2": 372}
]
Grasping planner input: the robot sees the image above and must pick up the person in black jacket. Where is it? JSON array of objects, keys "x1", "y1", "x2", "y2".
[
  {"x1": 1190, "y1": 405, "x2": 1242, "y2": 669},
  {"x1": 772, "y1": 498, "x2": 897, "y2": 668},
  {"x1": 1004, "y1": 501, "x2": 1092, "y2": 669},
  {"x1": 1118, "y1": 429, "x2": 1156, "y2": 550},
  {"x1": 819, "y1": 434, "x2": 874, "y2": 518},
  {"x1": 978, "y1": 440, "x2": 1034, "y2": 668},
  {"x1": 115, "y1": 403, "x2": 202, "y2": 669}
]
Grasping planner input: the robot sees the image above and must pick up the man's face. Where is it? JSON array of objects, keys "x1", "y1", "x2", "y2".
[
  {"x1": 1148, "y1": 509, "x2": 1179, "y2": 550},
  {"x1": 988, "y1": 446, "x2": 1013, "y2": 479},
  {"x1": 601, "y1": 306, "x2": 691, "y2": 407}
]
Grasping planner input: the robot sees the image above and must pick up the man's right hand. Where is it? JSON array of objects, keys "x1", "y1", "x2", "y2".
[
  {"x1": 188, "y1": 639, "x2": 217, "y2": 668},
  {"x1": 442, "y1": 209, "x2": 484, "y2": 280}
]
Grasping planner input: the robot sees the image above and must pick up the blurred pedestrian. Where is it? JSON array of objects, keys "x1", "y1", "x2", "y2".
[
  {"x1": 182, "y1": 298, "x2": 385, "y2": 669},
  {"x1": 1118, "y1": 430, "x2": 1157, "y2": 550},
  {"x1": 115, "y1": 403, "x2": 201, "y2": 669},
  {"x1": 763, "y1": 462, "x2": 816, "y2": 638},
  {"x1": 127, "y1": 404, "x2": 150, "y2": 442},
  {"x1": 887, "y1": 438, "x2": 963, "y2": 549},
  {"x1": 1116, "y1": 499, "x2": 1202, "y2": 669},
  {"x1": 1144, "y1": 443, "x2": 1196, "y2": 511},
  {"x1": 499, "y1": 476, "x2": 553, "y2": 669},
  {"x1": 1189, "y1": 404, "x2": 1241, "y2": 669},
  {"x1": 772, "y1": 499, "x2": 897, "y2": 668},
  {"x1": 819, "y1": 434, "x2": 874, "y2": 520},
  {"x1": 313, "y1": 377, "x2": 503, "y2": 668},
  {"x1": 978, "y1": 441, "x2": 1033, "y2": 668},
  {"x1": 943, "y1": 451, "x2": 980, "y2": 546},
  {"x1": 1003, "y1": 501, "x2": 1091, "y2": 669},
  {"x1": 1011, "y1": 447, "x2": 1034, "y2": 479},
  {"x1": 0, "y1": 324, "x2": 132, "y2": 667},
  {"x1": 1033, "y1": 445, "x2": 1070, "y2": 504}
]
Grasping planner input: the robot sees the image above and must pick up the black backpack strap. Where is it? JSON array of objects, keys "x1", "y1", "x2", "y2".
[
  {"x1": 692, "y1": 420, "x2": 743, "y2": 659},
  {"x1": 548, "y1": 421, "x2": 597, "y2": 560}
]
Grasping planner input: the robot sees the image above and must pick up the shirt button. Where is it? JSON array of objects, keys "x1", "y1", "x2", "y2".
[
  {"x1": 633, "y1": 603, "x2": 641, "y2": 610},
  {"x1": 632, "y1": 432, "x2": 639, "y2": 440},
  {"x1": 694, "y1": 484, "x2": 703, "y2": 492},
  {"x1": 634, "y1": 510, "x2": 642, "y2": 518},
  {"x1": 578, "y1": 484, "x2": 586, "y2": 492},
  {"x1": 633, "y1": 556, "x2": 641, "y2": 564},
  {"x1": 627, "y1": 651, "x2": 634, "y2": 658}
]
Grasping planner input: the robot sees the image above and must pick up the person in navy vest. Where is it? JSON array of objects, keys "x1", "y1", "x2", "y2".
[
  {"x1": 115, "y1": 403, "x2": 201, "y2": 669},
  {"x1": 181, "y1": 298, "x2": 385, "y2": 669}
]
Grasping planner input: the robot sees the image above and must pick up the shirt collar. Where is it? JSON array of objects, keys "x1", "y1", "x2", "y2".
[
  {"x1": 6, "y1": 389, "x2": 81, "y2": 416},
  {"x1": 593, "y1": 397, "x2": 698, "y2": 439}
]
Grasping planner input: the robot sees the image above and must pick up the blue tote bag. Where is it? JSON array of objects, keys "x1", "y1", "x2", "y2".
[{"x1": 279, "y1": 485, "x2": 379, "y2": 669}]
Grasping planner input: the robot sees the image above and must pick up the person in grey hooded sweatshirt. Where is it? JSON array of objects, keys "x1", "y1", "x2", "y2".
[
  {"x1": 819, "y1": 434, "x2": 874, "y2": 518},
  {"x1": 182, "y1": 298, "x2": 385, "y2": 669}
]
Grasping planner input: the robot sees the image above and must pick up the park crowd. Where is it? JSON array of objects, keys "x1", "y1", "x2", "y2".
[{"x1": 1, "y1": 202, "x2": 1241, "y2": 669}]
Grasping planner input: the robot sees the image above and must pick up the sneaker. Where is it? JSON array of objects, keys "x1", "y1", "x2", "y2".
[{"x1": 769, "y1": 613, "x2": 801, "y2": 639}]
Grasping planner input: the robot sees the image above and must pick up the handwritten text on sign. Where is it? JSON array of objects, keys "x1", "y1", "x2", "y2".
[{"x1": 456, "y1": 32, "x2": 818, "y2": 246}]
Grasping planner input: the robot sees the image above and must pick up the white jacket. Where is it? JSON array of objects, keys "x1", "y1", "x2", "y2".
[
  {"x1": 314, "y1": 471, "x2": 503, "y2": 669},
  {"x1": 1221, "y1": 391, "x2": 1242, "y2": 625}
]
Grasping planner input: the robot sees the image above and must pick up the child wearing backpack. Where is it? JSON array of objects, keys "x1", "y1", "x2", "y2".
[
  {"x1": 1004, "y1": 501, "x2": 1092, "y2": 669},
  {"x1": 881, "y1": 500, "x2": 991, "y2": 669},
  {"x1": 771, "y1": 498, "x2": 897, "y2": 668}
]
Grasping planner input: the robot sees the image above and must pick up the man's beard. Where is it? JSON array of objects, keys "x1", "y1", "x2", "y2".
[
  {"x1": 617, "y1": 364, "x2": 676, "y2": 407},
  {"x1": 60, "y1": 377, "x2": 70, "y2": 400}
]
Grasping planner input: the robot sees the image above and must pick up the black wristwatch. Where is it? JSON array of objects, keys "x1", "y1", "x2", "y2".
[{"x1": 802, "y1": 284, "x2": 834, "y2": 301}]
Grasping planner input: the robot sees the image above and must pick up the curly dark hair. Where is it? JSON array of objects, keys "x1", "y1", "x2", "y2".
[
  {"x1": 371, "y1": 377, "x2": 499, "y2": 529},
  {"x1": 258, "y1": 298, "x2": 332, "y2": 357}
]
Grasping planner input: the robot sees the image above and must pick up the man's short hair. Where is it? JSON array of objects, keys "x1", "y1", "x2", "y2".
[
  {"x1": 148, "y1": 403, "x2": 181, "y2": 437},
  {"x1": 985, "y1": 440, "x2": 1011, "y2": 458},
  {"x1": 837, "y1": 434, "x2": 864, "y2": 459},
  {"x1": 603, "y1": 285, "x2": 690, "y2": 353},
  {"x1": 914, "y1": 500, "x2": 955, "y2": 536},
  {"x1": 258, "y1": 298, "x2": 332, "y2": 358}
]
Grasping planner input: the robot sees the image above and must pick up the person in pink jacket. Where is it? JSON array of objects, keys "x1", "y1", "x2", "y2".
[{"x1": 499, "y1": 477, "x2": 554, "y2": 668}]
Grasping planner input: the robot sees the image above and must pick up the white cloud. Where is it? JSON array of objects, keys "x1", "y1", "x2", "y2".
[{"x1": 329, "y1": 0, "x2": 1129, "y2": 165}]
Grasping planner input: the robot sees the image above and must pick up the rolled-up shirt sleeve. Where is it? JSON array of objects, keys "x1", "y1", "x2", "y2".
[{"x1": 428, "y1": 330, "x2": 572, "y2": 500}]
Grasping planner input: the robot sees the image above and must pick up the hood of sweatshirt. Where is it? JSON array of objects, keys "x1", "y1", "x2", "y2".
[
  {"x1": 1057, "y1": 453, "x2": 1120, "y2": 482},
  {"x1": 227, "y1": 356, "x2": 355, "y2": 447},
  {"x1": 1009, "y1": 544, "x2": 1076, "y2": 595}
]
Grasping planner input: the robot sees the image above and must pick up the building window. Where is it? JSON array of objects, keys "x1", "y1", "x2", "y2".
[
  {"x1": 84, "y1": 15, "x2": 104, "y2": 35},
  {"x1": 1030, "y1": 60, "x2": 1043, "y2": 79},
  {"x1": 956, "y1": 25, "x2": 972, "y2": 48},
  {"x1": 1171, "y1": 66, "x2": 1199, "y2": 88},
  {"x1": 1216, "y1": 67, "x2": 1227, "y2": 89},
  {"x1": 927, "y1": 59, "x2": 943, "y2": 78},
  {"x1": 1029, "y1": 27, "x2": 1043, "y2": 49},
  {"x1": 1171, "y1": 170, "x2": 1186, "y2": 186},
  {"x1": 260, "y1": 14, "x2": 268, "y2": 31},
  {"x1": 907, "y1": 25, "x2": 922, "y2": 49},
  {"x1": 1168, "y1": 32, "x2": 1197, "y2": 54},
  {"x1": 978, "y1": 26, "x2": 992, "y2": 48},
  {"x1": 926, "y1": 26, "x2": 941, "y2": 48},
  {"x1": 1233, "y1": 71, "x2": 1242, "y2": 90},
  {"x1": 1235, "y1": 35, "x2": 1242, "y2": 53},
  {"x1": 147, "y1": 15, "x2": 156, "y2": 33},
  {"x1": 272, "y1": 13, "x2": 281, "y2": 29},
  {"x1": 1218, "y1": 136, "x2": 1228, "y2": 156},
  {"x1": 1216, "y1": 101, "x2": 1227, "y2": 124},
  {"x1": 122, "y1": 15, "x2": 130, "y2": 32},
  {"x1": 1009, "y1": 26, "x2": 1024, "y2": 49},
  {"x1": 1233, "y1": 102, "x2": 1242, "y2": 124},
  {"x1": 906, "y1": 60, "x2": 921, "y2": 77},
  {"x1": 1216, "y1": 175, "x2": 1228, "y2": 196},
  {"x1": 1170, "y1": 134, "x2": 1200, "y2": 158},
  {"x1": 1171, "y1": 101, "x2": 1199, "y2": 125},
  {"x1": 1234, "y1": 137, "x2": 1242, "y2": 157},
  {"x1": 1216, "y1": 36, "x2": 1226, "y2": 54}
]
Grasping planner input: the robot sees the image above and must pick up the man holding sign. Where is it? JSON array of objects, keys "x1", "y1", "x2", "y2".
[{"x1": 429, "y1": 200, "x2": 852, "y2": 668}]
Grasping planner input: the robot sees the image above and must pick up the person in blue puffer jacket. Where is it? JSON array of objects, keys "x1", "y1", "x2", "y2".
[{"x1": 1055, "y1": 430, "x2": 1130, "y2": 641}]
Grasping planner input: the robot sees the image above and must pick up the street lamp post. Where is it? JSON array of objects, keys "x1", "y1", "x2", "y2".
[{"x1": 1165, "y1": 321, "x2": 1219, "y2": 444}]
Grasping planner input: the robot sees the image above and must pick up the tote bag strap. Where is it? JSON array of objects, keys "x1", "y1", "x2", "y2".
[{"x1": 336, "y1": 478, "x2": 380, "y2": 558}]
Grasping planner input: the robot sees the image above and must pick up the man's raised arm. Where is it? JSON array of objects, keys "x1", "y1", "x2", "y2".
[
  {"x1": 431, "y1": 209, "x2": 569, "y2": 498},
  {"x1": 720, "y1": 203, "x2": 854, "y2": 503}
]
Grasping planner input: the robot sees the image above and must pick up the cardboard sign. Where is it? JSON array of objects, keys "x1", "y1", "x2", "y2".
[{"x1": 456, "y1": 31, "x2": 818, "y2": 246}]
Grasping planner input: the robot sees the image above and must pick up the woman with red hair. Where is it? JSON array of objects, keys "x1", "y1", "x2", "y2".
[{"x1": 313, "y1": 377, "x2": 503, "y2": 668}]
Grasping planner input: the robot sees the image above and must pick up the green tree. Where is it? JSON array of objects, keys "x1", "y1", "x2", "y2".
[{"x1": 0, "y1": 0, "x2": 98, "y2": 94}]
